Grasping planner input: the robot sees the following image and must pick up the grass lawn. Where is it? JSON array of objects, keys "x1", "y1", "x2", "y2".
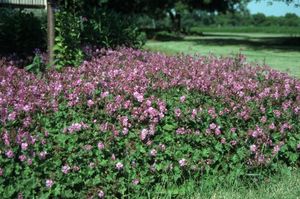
[
  {"x1": 144, "y1": 32, "x2": 300, "y2": 77},
  {"x1": 149, "y1": 169, "x2": 300, "y2": 199}
]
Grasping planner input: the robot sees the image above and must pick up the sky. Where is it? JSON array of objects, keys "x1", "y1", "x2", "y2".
[{"x1": 247, "y1": 1, "x2": 300, "y2": 16}]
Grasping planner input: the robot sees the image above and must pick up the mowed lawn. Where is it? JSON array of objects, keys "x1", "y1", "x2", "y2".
[
  {"x1": 150, "y1": 169, "x2": 300, "y2": 199},
  {"x1": 145, "y1": 32, "x2": 300, "y2": 77}
]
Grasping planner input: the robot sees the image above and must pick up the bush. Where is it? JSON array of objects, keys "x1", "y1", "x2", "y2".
[
  {"x1": 0, "y1": 8, "x2": 146, "y2": 68},
  {"x1": 0, "y1": 8, "x2": 46, "y2": 56},
  {"x1": 151, "y1": 31, "x2": 184, "y2": 41},
  {"x1": 54, "y1": 9, "x2": 146, "y2": 68},
  {"x1": 81, "y1": 10, "x2": 146, "y2": 49},
  {"x1": 0, "y1": 49, "x2": 299, "y2": 198},
  {"x1": 54, "y1": 11, "x2": 84, "y2": 68}
]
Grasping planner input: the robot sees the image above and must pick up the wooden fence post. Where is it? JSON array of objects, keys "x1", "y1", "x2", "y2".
[{"x1": 47, "y1": 0, "x2": 54, "y2": 67}]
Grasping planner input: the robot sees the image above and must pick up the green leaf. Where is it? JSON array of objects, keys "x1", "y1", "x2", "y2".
[{"x1": 163, "y1": 123, "x2": 176, "y2": 131}]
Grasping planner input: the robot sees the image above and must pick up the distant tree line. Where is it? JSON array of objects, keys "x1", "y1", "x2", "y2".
[{"x1": 135, "y1": 11, "x2": 300, "y2": 31}]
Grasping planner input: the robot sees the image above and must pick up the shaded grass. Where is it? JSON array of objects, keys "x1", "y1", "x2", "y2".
[
  {"x1": 190, "y1": 26, "x2": 300, "y2": 35},
  {"x1": 146, "y1": 168, "x2": 300, "y2": 199},
  {"x1": 144, "y1": 32, "x2": 300, "y2": 77}
]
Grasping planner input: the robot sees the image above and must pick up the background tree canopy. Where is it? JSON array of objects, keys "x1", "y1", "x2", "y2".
[{"x1": 0, "y1": 0, "x2": 299, "y2": 67}]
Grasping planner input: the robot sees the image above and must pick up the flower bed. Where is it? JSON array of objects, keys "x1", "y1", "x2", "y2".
[{"x1": 0, "y1": 48, "x2": 299, "y2": 198}]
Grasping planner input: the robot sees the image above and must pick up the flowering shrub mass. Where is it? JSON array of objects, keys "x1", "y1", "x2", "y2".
[{"x1": 0, "y1": 48, "x2": 300, "y2": 198}]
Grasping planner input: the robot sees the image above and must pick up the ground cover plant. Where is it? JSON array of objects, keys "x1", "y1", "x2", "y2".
[{"x1": 0, "y1": 48, "x2": 300, "y2": 198}]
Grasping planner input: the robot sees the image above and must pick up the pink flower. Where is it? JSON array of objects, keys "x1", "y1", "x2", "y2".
[
  {"x1": 133, "y1": 91, "x2": 144, "y2": 102},
  {"x1": 191, "y1": 109, "x2": 197, "y2": 118},
  {"x1": 0, "y1": 168, "x2": 3, "y2": 176},
  {"x1": 68, "y1": 123, "x2": 82, "y2": 133},
  {"x1": 230, "y1": 140, "x2": 237, "y2": 146},
  {"x1": 82, "y1": 16, "x2": 88, "y2": 22},
  {"x1": 30, "y1": 135, "x2": 37, "y2": 145},
  {"x1": 18, "y1": 192, "x2": 23, "y2": 199},
  {"x1": 87, "y1": 99, "x2": 94, "y2": 107},
  {"x1": 258, "y1": 155, "x2": 265, "y2": 163},
  {"x1": 122, "y1": 128, "x2": 128, "y2": 135},
  {"x1": 250, "y1": 145, "x2": 257, "y2": 152},
  {"x1": 41, "y1": 139, "x2": 46, "y2": 145},
  {"x1": 21, "y1": 143, "x2": 28, "y2": 151},
  {"x1": 73, "y1": 166, "x2": 80, "y2": 171},
  {"x1": 62, "y1": 165, "x2": 71, "y2": 174},
  {"x1": 150, "y1": 149, "x2": 157, "y2": 157},
  {"x1": 5, "y1": 150, "x2": 14, "y2": 158},
  {"x1": 39, "y1": 151, "x2": 47, "y2": 159},
  {"x1": 140, "y1": 129, "x2": 148, "y2": 141},
  {"x1": 180, "y1": 95, "x2": 186, "y2": 103},
  {"x1": 215, "y1": 128, "x2": 221, "y2": 135},
  {"x1": 146, "y1": 99, "x2": 152, "y2": 106},
  {"x1": 84, "y1": 145, "x2": 93, "y2": 151},
  {"x1": 46, "y1": 179, "x2": 54, "y2": 188},
  {"x1": 111, "y1": 154, "x2": 116, "y2": 160},
  {"x1": 205, "y1": 129, "x2": 211, "y2": 135},
  {"x1": 123, "y1": 100, "x2": 132, "y2": 109},
  {"x1": 120, "y1": 116, "x2": 129, "y2": 127},
  {"x1": 150, "y1": 164, "x2": 156, "y2": 172},
  {"x1": 116, "y1": 162, "x2": 124, "y2": 170},
  {"x1": 146, "y1": 140, "x2": 153, "y2": 146},
  {"x1": 174, "y1": 108, "x2": 181, "y2": 117},
  {"x1": 269, "y1": 123, "x2": 276, "y2": 130},
  {"x1": 27, "y1": 159, "x2": 33, "y2": 165},
  {"x1": 132, "y1": 178, "x2": 140, "y2": 185},
  {"x1": 89, "y1": 162, "x2": 95, "y2": 168},
  {"x1": 230, "y1": 128, "x2": 237, "y2": 133},
  {"x1": 2, "y1": 132, "x2": 10, "y2": 146},
  {"x1": 260, "y1": 106, "x2": 266, "y2": 113},
  {"x1": 176, "y1": 127, "x2": 186, "y2": 135},
  {"x1": 101, "y1": 91, "x2": 109, "y2": 98},
  {"x1": 251, "y1": 130, "x2": 258, "y2": 138},
  {"x1": 98, "y1": 190, "x2": 105, "y2": 198},
  {"x1": 159, "y1": 143, "x2": 166, "y2": 151},
  {"x1": 19, "y1": 155, "x2": 26, "y2": 162},
  {"x1": 8, "y1": 112, "x2": 16, "y2": 121},
  {"x1": 260, "y1": 116, "x2": 267, "y2": 123},
  {"x1": 179, "y1": 158, "x2": 187, "y2": 167},
  {"x1": 97, "y1": 142, "x2": 105, "y2": 150},
  {"x1": 221, "y1": 138, "x2": 226, "y2": 144},
  {"x1": 23, "y1": 105, "x2": 31, "y2": 112},
  {"x1": 147, "y1": 107, "x2": 159, "y2": 118},
  {"x1": 272, "y1": 145, "x2": 280, "y2": 154},
  {"x1": 209, "y1": 123, "x2": 217, "y2": 130},
  {"x1": 273, "y1": 110, "x2": 281, "y2": 118}
]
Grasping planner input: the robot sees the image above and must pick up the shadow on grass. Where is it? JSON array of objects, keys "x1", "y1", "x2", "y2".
[{"x1": 182, "y1": 34, "x2": 300, "y2": 52}]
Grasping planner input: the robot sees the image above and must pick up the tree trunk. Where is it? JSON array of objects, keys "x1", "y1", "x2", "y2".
[
  {"x1": 168, "y1": 10, "x2": 181, "y2": 33},
  {"x1": 175, "y1": 13, "x2": 181, "y2": 32},
  {"x1": 168, "y1": 10, "x2": 176, "y2": 32},
  {"x1": 47, "y1": 0, "x2": 55, "y2": 67}
]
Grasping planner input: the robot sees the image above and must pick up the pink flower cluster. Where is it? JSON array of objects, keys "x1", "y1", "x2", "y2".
[
  {"x1": 66, "y1": 122, "x2": 88, "y2": 133},
  {"x1": 0, "y1": 48, "x2": 299, "y2": 181}
]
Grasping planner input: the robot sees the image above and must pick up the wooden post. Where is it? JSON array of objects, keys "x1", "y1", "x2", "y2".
[{"x1": 47, "y1": 0, "x2": 54, "y2": 67}]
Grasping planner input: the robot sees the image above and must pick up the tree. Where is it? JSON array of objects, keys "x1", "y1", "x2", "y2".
[
  {"x1": 252, "y1": 13, "x2": 267, "y2": 25},
  {"x1": 103, "y1": 0, "x2": 250, "y2": 32},
  {"x1": 260, "y1": 0, "x2": 300, "y2": 6}
]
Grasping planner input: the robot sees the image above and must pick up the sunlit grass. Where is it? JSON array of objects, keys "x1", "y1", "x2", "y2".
[
  {"x1": 145, "y1": 168, "x2": 300, "y2": 199},
  {"x1": 145, "y1": 33, "x2": 300, "y2": 77}
]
